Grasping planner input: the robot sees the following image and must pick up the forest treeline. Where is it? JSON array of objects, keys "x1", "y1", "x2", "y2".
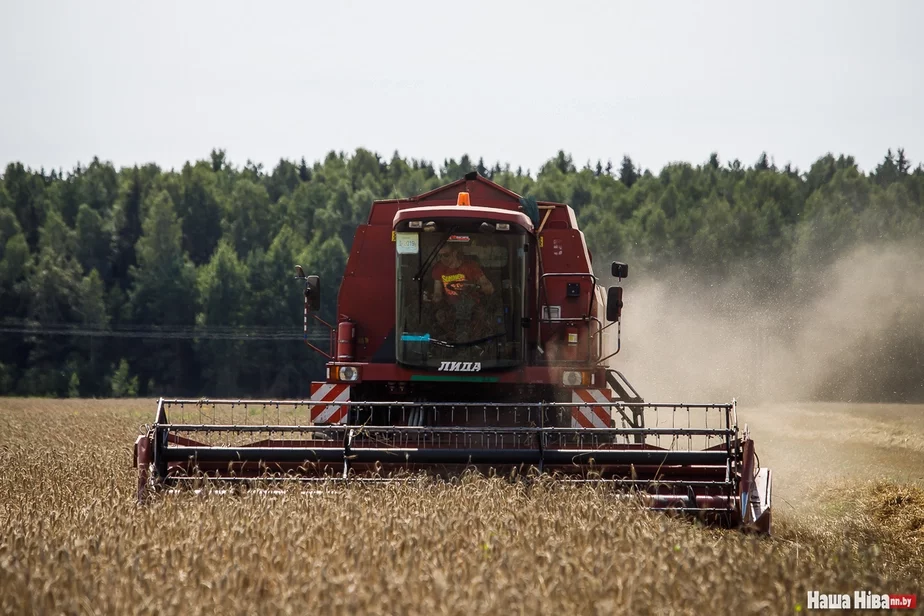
[{"x1": 0, "y1": 148, "x2": 922, "y2": 398}]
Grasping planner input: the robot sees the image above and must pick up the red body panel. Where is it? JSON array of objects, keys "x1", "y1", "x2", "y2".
[{"x1": 338, "y1": 224, "x2": 395, "y2": 362}]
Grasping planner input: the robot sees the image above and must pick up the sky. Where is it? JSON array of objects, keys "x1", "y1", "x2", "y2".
[{"x1": 1, "y1": 0, "x2": 922, "y2": 176}]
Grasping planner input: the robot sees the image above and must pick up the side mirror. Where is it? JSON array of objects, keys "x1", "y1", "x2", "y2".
[
  {"x1": 611, "y1": 261, "x2": 628, "y2": 279},
  {"x1": 606, "y1": 286, "x2": 624, "y2": 322},
  {"x1": 305, "y1": 275, "x2": 321, "y2": 311}
]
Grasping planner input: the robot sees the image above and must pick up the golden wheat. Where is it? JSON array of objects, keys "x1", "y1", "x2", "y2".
[{"x1": 0, "y1": 399, "x2": 921, "y2": 615}]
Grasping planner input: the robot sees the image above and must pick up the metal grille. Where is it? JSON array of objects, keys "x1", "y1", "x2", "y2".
[
  {"x1": 154, "y1": 398, "x2": 736, "y2": 452},
  {"x1": 141, "y1": 399, "x2": 743, "y2": 517}
]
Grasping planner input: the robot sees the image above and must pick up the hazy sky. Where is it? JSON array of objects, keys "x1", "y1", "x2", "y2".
[{"x1": 2, "y1": 0, "x2": 922, "y2": 175}]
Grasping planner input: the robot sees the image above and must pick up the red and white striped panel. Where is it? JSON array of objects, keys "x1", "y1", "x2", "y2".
[
  {"x1": 310, "y1": 382, "x2": 351, "y2": 424},
  {"x1": 571, "y1": 389, "x2": 614, "y2": 428}
]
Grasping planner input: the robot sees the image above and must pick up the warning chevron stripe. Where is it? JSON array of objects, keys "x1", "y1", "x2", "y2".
[
  {"x1": 571, "y1": 389, "x2": 613, "y2": 428},
  {"x1": 310, "y1": 382, "x2": 350, "y2": 424}
]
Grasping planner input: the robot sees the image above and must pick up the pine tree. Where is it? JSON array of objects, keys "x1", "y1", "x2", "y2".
[
  {"x1": 110, "y1": 167, "x2": 145, "y2": 289},
  {"x1": 619, "y1": 156, "x2": 639, "y2": 188},
  {"x1": 553, "y1": 151, "x2": 575, "y2": 174},
  {"x1": 873, "y1": 149, "x2": 899, "y2": 186},
  {"x1": 210, "y1": 148, "x2": 226, "y2": 172},
  {"x1": 897, "y1": 148, "x2": 910, "y2": 175}
]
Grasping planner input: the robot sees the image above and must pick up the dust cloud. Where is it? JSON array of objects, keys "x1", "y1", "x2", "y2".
[{"x1": 607, "y1": 242, "x2": 924, "y2": 405}]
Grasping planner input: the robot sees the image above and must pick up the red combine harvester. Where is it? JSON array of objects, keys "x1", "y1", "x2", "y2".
[{"x1": 134, "y1": 172, "x2": 772, "y2": 532}]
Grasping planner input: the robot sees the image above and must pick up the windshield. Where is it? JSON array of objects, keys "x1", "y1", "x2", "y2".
[{"x1": 395, "y1": 222, "x2": 527, "y2": 370}]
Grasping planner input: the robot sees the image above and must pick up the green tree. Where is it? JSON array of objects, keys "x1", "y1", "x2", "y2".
[
  {"x1": 298, "y1": 157, "x2": 312, "y2": 182},
  {"x1": 242, "y1": 226, "x2": 318, "y2": 395},
  {"x1": 110, "y1": 167, "x2": 149, "y2": 289},
  {"x1": 195, "y1": 241, "x2": 251, "y2": 395},
  {"x1": 619, "y1": 156, "x2": 639, "y2": 188},
  {"x1": 178, "y1": 163, "x2": 223, "y2": 266},
  {"x1": 551, "y1": 150, "x2": 575, "y2": 174},
  {"x1": 71, "y1": 269, "x2": 110, "y2": 395},
  {"x1": 28, "y1": 209, "x2": 80, "y2": 323},
  {"x1": 266, "y1": 158, "x2": 302, "y2": 203},
  {"x1": 872, "y1": 149, "x2": 900, "y2": 186},
  {"x1": 75, "y1": 204, "x2": 109, "y2": 275},
  {"x1": 689, "y1": 194, "x2": 734, "y2": 269},
  {"x1": 0, "y1": 207, "x2": 23, "y2": 260},
  {"x1": 16, "y1": 209, "x2": 83, "y2": 396},
  {"x1": 0, "y1": 232, "x2": 29, "y2": 313},
  {"x1": 3, "y1": 162, "x2": 46, "y2": 249},
  {"x1": 129, "y1": 190, "x2": 198, "y2": 393},
  {"x1": 68, "y1": 372, "x2": 80, "y2": 398},
  {"x1": 224, "y1": 179, "x2": 274, "y2": 257},
  {"x1": 896, "y1": 148, "x2": 911, "y2": 175},
  {"x1": 110, "y1": 358, "x2": 139, "y2": 397},
  {"x1": 81, "y1": 157, "x2": 119, "y2": 214},
  {"x1": 210, "y1": 148, "x2": 226, "y2": 172},
  {"x1": 280, "y1": 180, "x2": 324, "y2": 242},
  {"x1": 755, "y1": 152, "x2": 771, "y2": 171}
]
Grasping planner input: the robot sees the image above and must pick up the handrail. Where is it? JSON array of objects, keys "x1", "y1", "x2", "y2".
[
  {"x1": 158, "y1": 424, "x2": 736, "y2": 436},
  {"x1": 304, "y1": 314, "x2": 334, "y2": 359}
]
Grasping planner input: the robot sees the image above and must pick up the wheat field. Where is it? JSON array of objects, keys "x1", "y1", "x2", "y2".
[{"x1": 1, "y1": 398, "x2": 921, "y2": 615}]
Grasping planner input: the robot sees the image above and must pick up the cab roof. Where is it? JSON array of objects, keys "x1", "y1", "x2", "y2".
[{"x1": 367, "y1": 172, "x2": 578, "y2": 231}]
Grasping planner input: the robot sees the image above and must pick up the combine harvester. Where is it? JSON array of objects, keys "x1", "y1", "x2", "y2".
[{"x1": 133, "y1": 173, "x2": 772, "y2": 532}]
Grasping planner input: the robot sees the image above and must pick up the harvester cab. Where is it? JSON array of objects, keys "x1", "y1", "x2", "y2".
[{"x1": 134, "y1": 172, "x2": 772, "y2": 533}]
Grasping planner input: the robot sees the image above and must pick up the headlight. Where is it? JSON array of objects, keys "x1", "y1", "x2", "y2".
[
  {"x1": 338, "y1": 366, "x2": 360, "y2": 382},
  {"x1": 562, "y1": 371, "x2": 583, "y2": 387}
]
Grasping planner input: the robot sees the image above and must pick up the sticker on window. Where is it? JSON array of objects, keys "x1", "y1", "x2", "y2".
[
  {"x1": 396, "y1": 232, "x2": 419, "y2": 254},
  {"x1": 448, "y1": 235, "x2": 471, "y2": 243}
]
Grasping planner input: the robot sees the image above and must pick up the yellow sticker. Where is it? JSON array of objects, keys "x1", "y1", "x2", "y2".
[
  {"x1": 391, "y1": 230, "x2": 396, "y2": 242},
  {"x1": 539, "y1": 236, "x2": 544, "y2": 248}
]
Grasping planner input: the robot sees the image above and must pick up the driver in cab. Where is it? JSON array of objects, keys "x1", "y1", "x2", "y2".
[
  {"x1": 430, "y1": 244, "x2": 494, "y2": 302},
  {"x1": 428, "y1": 243, "x2": 495, "y2": 343}
]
